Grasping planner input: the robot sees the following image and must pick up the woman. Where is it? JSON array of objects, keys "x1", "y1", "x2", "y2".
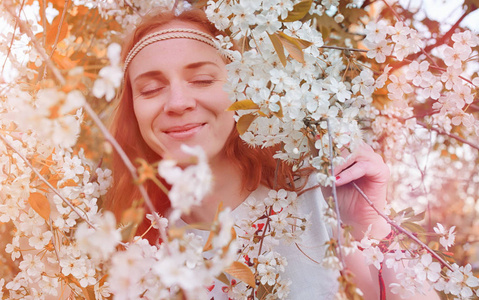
[{"x1": 105, "y1": 7, "x2": 438, "y2": 300}]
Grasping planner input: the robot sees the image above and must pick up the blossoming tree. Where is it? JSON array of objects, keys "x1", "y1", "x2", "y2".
[{"x1": 0, "y1": 0, "x2": 478, "y2": 299}]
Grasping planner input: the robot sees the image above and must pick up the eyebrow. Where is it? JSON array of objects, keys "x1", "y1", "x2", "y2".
[{"x1": 132, "y1": 61, "x2": 221, "y2": 84}]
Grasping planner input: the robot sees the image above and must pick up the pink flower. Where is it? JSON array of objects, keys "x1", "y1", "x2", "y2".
[{"x1": 387, "y1": 74, "x2": 413, "y2": 100}]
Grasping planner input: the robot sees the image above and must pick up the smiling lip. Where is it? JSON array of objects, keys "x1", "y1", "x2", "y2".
[{"x1": 163, "y1": 123, "x2": 205, "y2": 139}]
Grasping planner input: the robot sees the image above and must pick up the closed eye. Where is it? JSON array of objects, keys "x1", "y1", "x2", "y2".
[
  {"x1": 191, "y1": 79, "x2": 216, "y2": 86},
  {"x1": 140, "y1": 87, "x2": 164, "y2": 97}
]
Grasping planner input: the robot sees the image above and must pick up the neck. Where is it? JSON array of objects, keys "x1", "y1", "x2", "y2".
[{"x1": 181, "y1": 154, "x2": 249, "y2": 224}]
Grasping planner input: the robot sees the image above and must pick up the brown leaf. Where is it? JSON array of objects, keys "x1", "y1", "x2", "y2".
[
  {"x1": 343, "y1": 8, "x2": 368, "y2": 25},
  {"x1": 268, "y1": 33, "x2": 287, "y2": 67},
  {"x1": 224, "y1": 261, "x2": 256, "y2": 288},
  {"x1": 277, "y1": 32, "x2": 312, "y2": 64},
  {"x1": 281, "y1": 0, "x2": 313, "y2": 22},
  {"x1": 121, "y1": 206, "x2": 145, "y2": 226},
  {"x1": 216, "y1": 272, "x2": 231, "y2": 286},
  {"x1": 46, "y1": 16, "x2": 69, "y2": 46},
  {"x1": 272, "y1": 101, "x2": 284, "y2": 119},
  {"x1": 203, "y1": 202, "x2": 223, "y2": 252},
  {"x1": 28, "y1": 192, "x2": 51, "y2": 220},
  {"x1": 120, "y1": 222, "x2": 139, "y2": 243},
  {"x1": 236, "y1": 113, "x2": 258, "y2": 135},
  {"x1": 226, "y1": 99, "x2": 260, "y2": 111}
]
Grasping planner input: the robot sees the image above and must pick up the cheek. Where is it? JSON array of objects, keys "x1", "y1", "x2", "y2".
[{"x1": 133, "y1": 102, "x2": 157, "y2": 131}]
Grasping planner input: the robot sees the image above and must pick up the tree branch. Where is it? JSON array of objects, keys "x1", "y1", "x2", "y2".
[
  {"x1": 416, "y1": 120, "x2": 479, "y2": 151},
  {"x1": 352, "y1": 182, "x2": 453, "y2": 271},
  {"x1": 1, "y1": 0, "x2": 25, "y2": 74},
  {"x1": 49, "y1": 0, "x2": 71, "y2": 58},
  {"x1": 390, "y1": 4, "x2": 477, "y2": 71},
  {"x1": 82, "y1": 103, "x2": 170, "y2": 250},
  {"x1": 0, "y1": 133, "x2": 96, "y2": 228},
  {"x1": 327, "y1": 118, "x2": 346, "y2": 268},
  {"x1": 2, "y1": 0, "x2": 66, "y2": 85}
]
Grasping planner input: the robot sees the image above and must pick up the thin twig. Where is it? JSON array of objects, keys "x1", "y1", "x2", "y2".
[
  {"x1": 0, "y1": 134, "x2": 96, "y2": 228},
  {"x1": 49, "y1": 221, "x2": 61, "y2": 267},
  {"x1": 2, "y1": 0, "x2": 66, "y2": 85},
  {"x1": 390, "y1": 5, "x2": 476, "y2": 71},
  {"x1": 381, "y1": 0, "x2": 439, "y2": 68},
  {"x1": 250, "y1": 159, "x2": 281, "y2": 298},
  {"x1": 352, "y1": 182, "x2": 453, "y2": 271},
  {"x1": 172, "y1": 0, "x2": 180, "y2": 12},
  {"x1": 82, "y1": 102, "x2": 170, "y2": 250},
  {"x1": 415, "y1": 120, "x2": 479, "y2": 151},
  {"x1": 49, "y1": 0, "x2": 71, "y2": 58},
  {"x1": 320, "y1": 45, "x2": 368, "y2": 53},
  {"x1": 1, "y1": 0, "x2": 25, "y2": 73},
  {"x1": 326, "y1": 118, "x2": 346, "y2": 268},
  {"x1": 41, "y1": 0, "x2": 47, "y2": 46}
]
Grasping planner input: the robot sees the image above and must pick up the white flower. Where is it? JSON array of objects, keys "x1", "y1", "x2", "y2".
[
  {"x1": 28, "y1": 228, "x2": 53, "y2": 250},
  {"x1": 158, "y1": 145, "x2": 212, "y2": 221},
  {"x1": 443, "y1": 46, "x2": 464, "y2": 68},
  {"x1": 414, "y1": 253, "x2": 441, "y2": 283},
  {"x1": 365, "y1": 39, "x2": 393, "y2": 63},
  {"x1": 387, "y1": 74, "x2": 413, "y2": 100},
  {"x1": 146, "y1": 212, "x2": 168, "y2": 230},
  {"x1": 362, "y1": 245, "x2": 384, "y2": 270},
  {"x1": 75, "y1": 211, "x2": 121, "y2": 262},
  {"x1": 406, "y1": 60, "x2": 430, "y2": 86},
  {"x1": 445, "y1": 264, "x2": 479, "y2": 298},
  {"x1": 433, "y1": 223, "x2": 456, "y2": 250},
  {"x1": 107, "y1": 43, "x2": 122, "y2": 65},
  {"x1": 365, "y1": 20, "x2": 388, "y2": 43},
  {"x1": 5, "y1": 235, "x2": 21, "y2": 260},
  {"x1": 244, "y1": 195, "x2": 266, "y2": 219},
  {"x1": 265, "y1": 189, "x2": 291, "y2": 212},
  {"x1": 39, "y1": 276, "x2": 59, "y2": 296},
  {"x1": 92, "y1": 65, "x2": 123, "y2": 101},
  {"x1": 328, "y1": 77, "x2": 351, "y2": 102},
  {"x1": 19, "y1": 254, "x2": 45, "y2": 278}
]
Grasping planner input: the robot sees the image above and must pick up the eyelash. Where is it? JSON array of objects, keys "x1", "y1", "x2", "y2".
[
  {"x1": 140, "y1": 88, "x2": 163, "y2": 96},
  {"x1": 191, "y1": 79, "x2": 216, "y2": 86}
]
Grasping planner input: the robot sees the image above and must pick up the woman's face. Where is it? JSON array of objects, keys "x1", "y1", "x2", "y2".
[{"x1": 128, "y1": 21, "x2": 235, "y2": 164}]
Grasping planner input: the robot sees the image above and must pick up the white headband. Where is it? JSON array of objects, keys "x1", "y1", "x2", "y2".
[{"x1": 123, "y1": 28, "x2": 234, "y2": 72}]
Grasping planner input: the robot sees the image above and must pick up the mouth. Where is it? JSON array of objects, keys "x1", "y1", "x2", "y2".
[{"x1": 163, "y1": 123, "x2": 206, "y2": 139}]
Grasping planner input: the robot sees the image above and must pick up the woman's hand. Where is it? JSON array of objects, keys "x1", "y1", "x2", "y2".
[{"x1": 333, "y1": 141, "x2": 391, "y2": 240}]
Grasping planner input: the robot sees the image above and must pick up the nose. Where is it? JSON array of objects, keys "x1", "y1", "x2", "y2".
[{"x1": 163, "y1": 81, "x2": 196, "y2": 115}]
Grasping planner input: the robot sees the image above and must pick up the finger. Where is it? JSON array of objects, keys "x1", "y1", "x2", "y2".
[
  {"x1": 335, "y1": 154, "x2": 389, "y2": 186},
  {"x1": 335, "y1": 161, "x2": 367, "y2": 187},
  {"x1": 334, "y1": 143, "x2": 377, "y2": 176}
]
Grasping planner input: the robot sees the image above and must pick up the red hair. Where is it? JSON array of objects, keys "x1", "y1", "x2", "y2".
[{"x1": 104, "y1": 8, "x2": 302, "y2": 243}]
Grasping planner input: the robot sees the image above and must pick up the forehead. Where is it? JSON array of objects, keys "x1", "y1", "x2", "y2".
[{"x1": 127, "y1": 21, "x2": 224, "y2": 79}]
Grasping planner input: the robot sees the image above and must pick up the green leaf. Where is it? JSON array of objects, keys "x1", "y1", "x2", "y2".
[
  {"x1": 236, "y1": 113, "x2": 258, "y2": 135},
  {"x1": 281, "y1": 0, "x2": 313, "y2": 22},
  {"x1": 397, "y1": 207, "x2": 415, "y2": 219},
  {"x1": 401, "y1": 222, "x2": 426, "y2": 243},
  {"x1": 226, "y1": 99, "x2": 260, "y2": 111},
  {"x1": 269, "y1": 33, "x2": 287, "y2": 67},
  {"x1": 407, "y1": 211, "x2": 426, "y2": 222}
]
